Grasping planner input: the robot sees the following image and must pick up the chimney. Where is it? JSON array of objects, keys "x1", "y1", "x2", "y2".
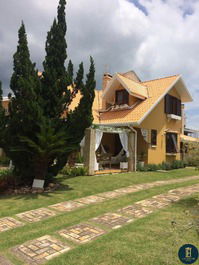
[{"x1": 102, "y1": 73, "x2": 112, "y2": 90}]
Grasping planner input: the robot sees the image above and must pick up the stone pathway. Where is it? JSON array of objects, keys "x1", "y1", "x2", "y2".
[
  {"x1": 12, "y1": 235, "x2": 71, "y2": 264},
  {"x1": 90, "y1": 213, "x2": 133, "y2": 229},
  {"x1": 16, "y1": 208, "x2": 56, "y2": 223},
  {"x1": 9, "y1": 183, "x2": 199, "y2": 265},
  {"x1": 0, "y1": 217, "x2": 24, "y2": 232},
  {"x1": 59, "y1": 223, "x2": 106, "y2": 244},
  {"x1": 75, "y1": 195, "x2": 107, "y2": 204},
  {"x1": 49, "y1": 201, "x2": 84, "y2": 212},
  {"x1": 0, "y1": 175, "x2": 199, "y2": 233}
]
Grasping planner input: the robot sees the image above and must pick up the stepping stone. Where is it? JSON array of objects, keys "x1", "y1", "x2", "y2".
[
  {"x1": 49, "y1": 201, "x2": 84, "y2": 212},
  {"x1": 98, "y1": 190, "x2": 123, "y2": 199},
  {"x1": 118, "y1": 204, "x2": 153, "y2": 218},
  {"x1": 90, "y1": 213, "x2": 133, "y2": 229},
  {"x1": 59, "y1": 223, "x2": 106, "y2": 244},
  {"x1": 115, "y1": 186, "x2": 143, "y2": 194},
  {"x1": 12, "y1": 235, "x2": 71, "y2": 264},
  {"x1": 135, "y1": 198, "x2": 170, "y2": 209},
  {"x1": 0, "y1": 217, "x2": 24, "y2": 232},
  {"x1": 75, "y1": 195, "x2": 106, "y2": 205},
  {"x1": 152, "y1": 194, "x2": 180, "y2": 203},
  {"x1": 0, "y1": 256, "x2": 13, "y2": 265},
  {"x1": 16, "y1": 208, "x2": 56, "y2": 223}
]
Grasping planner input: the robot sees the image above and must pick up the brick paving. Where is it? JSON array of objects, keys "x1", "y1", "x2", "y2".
[
  {"x1": 49, "y1": 201, "x2": 84, "y2": 212},
  {"x1": 16, "y1": 208, "x2": 56, "y2": 223},
  {"x1": 12, "y1": 235, "x2": 71, "y2": 264},
  {"x1": 0, "y1": 217, "x2": 24, "y2": 232},
  {"x1": 135, "y1": 198, "x2": 170, "y2": 209},
  {"x1": 58, "y1": 223, "x2": 106, "y2": 243},
  {"x1": 98, "y1": 190, "x2": 124, "y2": 199},
  {"x1": 118, "y1": 204, "x2": 153, "y2": 218},
  {"x1": 90, "y1": 213, "x2": 133, "y2": 229},
  {"x1": 75, "y1": 195, "x2": 107, "y2": 205}
]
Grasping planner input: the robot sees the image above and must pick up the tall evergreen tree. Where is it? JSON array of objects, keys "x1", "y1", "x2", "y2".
[
  {"x1": 4, "y1": 0, "x2": 96, "y2": 184},
  {"x1": 4, "y1": 22, "x2": 43, "y2": 181}
]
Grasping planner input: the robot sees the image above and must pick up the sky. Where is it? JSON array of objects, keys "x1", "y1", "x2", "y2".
[{"x1": 0, "y1": 0, "x2": 199, "y2": 129}]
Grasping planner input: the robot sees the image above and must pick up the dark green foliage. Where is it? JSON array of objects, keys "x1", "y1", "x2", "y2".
[
  {"x1": 137, "y1": 160, "x2": 185, "y2": 172},
  {"x1": 0, "y1": 168, "x2": 15, "y2": 191},
  {"x1": 1, "y1": 0, "x2": 95, "y2": 184},
  {"x1": 60, "y1": 166, "x2": 88, "y2": 178},
  {"x1": 0, "y1": 156, "x2": 10, "y2": 166}
]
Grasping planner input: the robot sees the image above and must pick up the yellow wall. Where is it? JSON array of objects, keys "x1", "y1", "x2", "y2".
[{"x1": 138, "y1": 87, "x2": 182, "y2": 164}]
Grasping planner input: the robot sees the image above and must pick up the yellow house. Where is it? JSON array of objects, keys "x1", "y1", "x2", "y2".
[{"x1": 80, "y1": 71, "x2": 193, "y2": 174}]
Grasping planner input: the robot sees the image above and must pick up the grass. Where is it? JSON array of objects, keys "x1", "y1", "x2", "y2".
[
  {"x1": 46, "y1": 195, "x2": 199, "y2": 265},
  {"x1": 0, "y1": 168, "x2": 198, "y2": 218},
  {"x1": 0, "y1": 168, "x2": 198, "y2": 265}
]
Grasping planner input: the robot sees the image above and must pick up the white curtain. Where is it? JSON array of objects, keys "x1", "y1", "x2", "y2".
[
  {"x1": 80, "y1": 137, "x2": 85, "y2": 156},
  {"x1": 94, "y1": 130, "x2": 103, "y2": 170},
  {"x1": 119, "y1": 132, "x2": 129, "y2": 157},
  {"x1": 171, "y1": 134, "x2": 178, "y2": 152}
]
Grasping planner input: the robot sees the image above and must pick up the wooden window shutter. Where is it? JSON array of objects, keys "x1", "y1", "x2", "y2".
[{"x1": 165, "y1": 94, "x2": 171, "y2": 114}]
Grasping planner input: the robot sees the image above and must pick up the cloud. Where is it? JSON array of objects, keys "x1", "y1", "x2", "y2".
[{"x1": 0, "y1": 0, "x2": 199, "y2": 129}]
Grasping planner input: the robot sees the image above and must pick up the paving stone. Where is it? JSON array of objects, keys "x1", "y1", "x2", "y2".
[
  {"x1": 59, "y1": 223, "x2": 106, "y2": 243},
  {"x1": 0, "y1": 256, "x2": 13, "y2": 265},
  {"x1": 75, "y1": 195, "x2": 106, "y2": 205},
  {"x1": 98, "y1": 190, "x2": 124, "y2": 199},
  {"x1": 12, "y1": 235, "x2": 71, "y2": 264},
  {"x1": 118, "y1": 204, "x2": 153, "y2": 218},
  {"x1": 49, "y1": 201, "x2": 84, "y2": 212},
  {"x1": 0, "y1": 217, "x2": 24, "y2": 232},
  {"x1": 90, "y1": 212, "x2": 133, "y2": 229},
  {"x1": 114, "y1": 186, "x2": 142, "y2": 194},
  {"x1": 135, "y1": 198, "x2": 170, "y2": 209},
  {"x1": 16, "y1": 208, "x2": 56, "y2": 223},
  {"x1": 152, "y1": 194, "x2": 180, "y2": 203}
]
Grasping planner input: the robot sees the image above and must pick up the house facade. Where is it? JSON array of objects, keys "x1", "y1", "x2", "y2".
[{"x1": 81, "y1": 71, "x2": 193, "y2": 174}]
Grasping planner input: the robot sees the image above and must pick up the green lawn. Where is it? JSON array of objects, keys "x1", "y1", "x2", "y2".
[
  {"x1": 0, "y1": 168, "x2": 198, "y2": 217},
  {"x1": 0, "y1": 168, "x2": 198, "y2": 265}
]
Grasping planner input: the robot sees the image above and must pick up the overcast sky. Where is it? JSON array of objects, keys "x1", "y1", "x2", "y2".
[{"x1": 0, "y1": 0, "x2": 199, "y2": 129}]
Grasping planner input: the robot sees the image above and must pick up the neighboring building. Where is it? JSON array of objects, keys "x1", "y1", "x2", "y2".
[{"x1": 184, "y1": 127, "x2": 199, "y2": 138}]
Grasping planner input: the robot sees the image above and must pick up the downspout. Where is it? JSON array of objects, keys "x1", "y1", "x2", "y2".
[{"x1": 128, "y1": 126, "x2": 137, "y2": 171}]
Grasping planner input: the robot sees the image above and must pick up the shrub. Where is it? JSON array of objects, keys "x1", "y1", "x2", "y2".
[
  {"x1": 0, "y1": 156, "x2": 10, "y2": 166},
  {"x1": 171, "y1": 160, "x2": 185, "y2": 169},
  {"x1": 60, "y1": 166, "x2": 88, "y2": 178},
  {"x1": 0, "y1": 169, "x2": 15, "y2": 190},
  {"x1": 137, "y1": 160, "x2": 185, "y2": 172}
]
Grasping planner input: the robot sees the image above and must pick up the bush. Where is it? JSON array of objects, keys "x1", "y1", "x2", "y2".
[
  {"x1": 137, "y1": 160, "x2": 185, "y2": 172},
  {"x1": 171, "y1": 160, "x2": 185, "y2": 169},
  {"x1": 0, "y1": 169, "x2": 15, "y2": 190},
  {"x1": 60, "y1": 166, "x2": 88, "y2": 177},
  {"x1": 0, "y1": 156, "x2": 10, "y2": 166}
]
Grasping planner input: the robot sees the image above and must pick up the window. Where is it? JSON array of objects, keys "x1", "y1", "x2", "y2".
[
  {"x1": 151, "y1": 129, "x2": 157, "y2": 146},
  {"x1": 115, "y1": 90, "x2": 129, "y2": 105},
  {"x1": 165, "y1": 94, "x2": 181, "y2": 116},
  {"x1": 166, "y1": 132, "x2": 178, "y2": 153}
]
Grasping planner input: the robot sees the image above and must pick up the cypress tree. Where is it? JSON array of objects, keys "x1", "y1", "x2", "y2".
[
  {"x1": 4, "y1": 0, "x2": 96, "y2": 184},
  {"x1": 5, "y1": 22, "x2": 43, "y2": 181}
]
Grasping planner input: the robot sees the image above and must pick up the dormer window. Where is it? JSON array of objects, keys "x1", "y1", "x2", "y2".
[{"x1": 115, "y1": 89, "x2": 129, "y2": 105}]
